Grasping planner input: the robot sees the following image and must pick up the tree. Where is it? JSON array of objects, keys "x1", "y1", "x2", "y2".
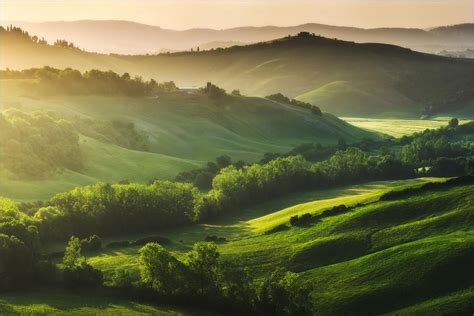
[
  {"x1": 186, "y1": 242, "x2": 220, "y2": 296},
  {"x1": 449, "y1": 118, "x2": 459, "y2": 128},
  {"x1": 216, "y1": 155, "x2": 232, "y2": 169},
  {"x1": 139, "y1": 243, "x2": 188, "y2": 295},
  {"x1": 63, "y1": 236, "x2": 84, "y2": 269},
  {"x1": 337, "y1": 138, "x2": 347, "y2": 150}
]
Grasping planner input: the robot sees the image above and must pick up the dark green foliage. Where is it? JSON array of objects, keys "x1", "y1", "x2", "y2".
[
  {"x1": 256, "y1": 268, "x2": 311, "y2": 315},
  {"x1": 133, "y1": 235, "x2": 171, "y2": 246},
  {"x1": 400, "y1": 122, "x2": 473, "y2": 165},
  {"x1": 0, "y1": 198, "x2": 53, "y2": 291},
  {"x1": 0, "y1": 67, "x2": 157, "y2": 97},
  {"x1": 62, "y1": 236, "x2": 103, "y2": 289},
  {"x1": 139, "y1": 243, "x2": 189, "y2": 296},
  {"x1": 289, "y1": 213, "x2": 312, "y2": 227},
  {"x1": 0, "y1": 109, "x2": 82, "y2": 178},
  {"x1": 137, "y1": 242, "x2": 310, "y2": 314},
  {"x1": 63, "y1": 264, "x2": 103, "y2": 289},
  {"x1": 449, "y1": 118, "x2": 459, "y2": 128},
  {"x1": 175, "y1": 155, "x2": 242, "y2": 190},
  {"x1": 42, "y1": 181, "x2": 199, "y2": 240},
  {"x1": 81, "y1": 235, "x2": 102, "y2": 253},
  {"x1": 266, "y1": 93, "x2": 322, "y2": 116},
  {"x1": 74, "y1": 119, "x2": 149, "y2": 151},
  {"x1": 430, "y1": 157, "x2": 469, "y2": 177}
]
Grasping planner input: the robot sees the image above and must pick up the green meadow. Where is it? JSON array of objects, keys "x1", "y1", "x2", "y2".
[
  {"x1": 344, "y1": 117, "x2": 473, "y2": 137},
  {"x1": 0, "y1": 80, "x2": 376, "y2": 201},
  {"x1": 0, "y1": 290, "x2": 212, "y2": 315},
  {"x1": 84, "y1": 177, "x2": 444, "y2": 275},
  {"x1": 81, "y1": 177, "x2": 474, "y2": 315}
]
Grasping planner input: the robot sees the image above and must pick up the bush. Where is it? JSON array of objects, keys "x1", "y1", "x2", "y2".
[
  {"x1": 289, "y1": 213, "x2": 313, "y2": 226},
  {"x1": 63, "y1": 263, "x2": 103, "y2": 289},
  {"x1": 81, "y1": 235, "x2": 102, "y2": 252},
  {"x1": 133, "y1": 235, "x2": 171, "y2": 246}
]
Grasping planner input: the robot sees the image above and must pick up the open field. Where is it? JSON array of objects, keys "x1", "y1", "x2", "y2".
[
  {"x1": 344, "y1": 117, "x2": 473, "y2": 137},
  {"x1": 0, "y1": 290, "x2": 213, "y2": 315}
]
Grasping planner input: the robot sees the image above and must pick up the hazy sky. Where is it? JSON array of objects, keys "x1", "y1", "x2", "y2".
[{"x1": 1, "y1": 0, "x2": 473, "y2": 29}]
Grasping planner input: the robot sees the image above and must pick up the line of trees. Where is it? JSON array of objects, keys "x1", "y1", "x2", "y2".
[
  {"x1": 129, "y1": 241, "x2": 312, "y2": 314},
  {"x1": 266, "y1": 93, "x2": 322, "y2": 116}
]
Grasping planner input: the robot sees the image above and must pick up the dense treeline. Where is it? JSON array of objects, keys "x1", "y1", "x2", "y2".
[
  {"x1": 19, "y1": 150, "x2": 409, "y2": 240},
  {"x1": 266, "y1": 93, "x2": 322, "y2": 116},
  {"x1": 0, "y1": 109, "x2": 82, "y2": 178},
  {"x1": 11, "y1": 122, "x2": 472, "y2": 242},
  {"x1": 175, "y1": 155, "x2": 245, "y2": 190},
  {"x1": 35, "y1": 181, "x2": 199, "y2": 241},
  {"x1": 0, "y1": 25, "x2": 48, "y2": 45},
  {"x1": 0, "y1": 198, "x2": 56, "y2": 291},
  {"x1": 0, "y1": 67, "x2": 157, "y2": 96},
  {"x1": 129, "y1": 242, "x2": 311, "y2": 314}
]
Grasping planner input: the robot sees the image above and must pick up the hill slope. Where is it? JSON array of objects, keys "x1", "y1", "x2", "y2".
[
  {"x1": 4, "y1": 20, "x2": 474, "y2": 54},
  {"x1": 0, "y1": 80, "x2": 375, "y2": 201},
  {"x1": 2, "y1": 30, "x2": 474, "y2": 117},
  {"x1": 85, "y1": 177, "x2": 473, "y2": 315}
]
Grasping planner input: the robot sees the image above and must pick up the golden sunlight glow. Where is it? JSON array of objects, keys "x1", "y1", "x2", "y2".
[{"x1": 1, "y1": 0, "x2": 473, "y2": 29}]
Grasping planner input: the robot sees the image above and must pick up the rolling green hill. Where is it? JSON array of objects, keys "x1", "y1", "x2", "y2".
[
  {"x1": 0, "y1": 80, "x2": 376, "y2": 201},
  {"x1": 81, "y1": 177, "x2": 473, "y2": 315},
  {"x1": 2, "y1": 29, "x2": 474, "y2": 117}
]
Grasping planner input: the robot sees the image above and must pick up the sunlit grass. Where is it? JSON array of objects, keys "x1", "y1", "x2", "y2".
[{"x1": 344, "y1": 117, "x2": 473, "y2": 137}]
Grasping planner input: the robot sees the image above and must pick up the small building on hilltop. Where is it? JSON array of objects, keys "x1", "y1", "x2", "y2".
[{"x1": 178, "y1": 86, "x2": 199, "y2": 94}]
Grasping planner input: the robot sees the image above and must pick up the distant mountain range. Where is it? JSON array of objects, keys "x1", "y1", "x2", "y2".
[
  {"x1": 2, "y1": 20, "x2": 474, "y2": 55},
  {"x1": 2, "y1": 29, "x2": 474, "y2": 117}
]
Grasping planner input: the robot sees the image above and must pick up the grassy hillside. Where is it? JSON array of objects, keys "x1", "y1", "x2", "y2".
[
  {"x1": 79, "y1": 177, "x2": 474, "y2": 314},
  {"x1": 0, "y1": 290, "x2": 213, "y2": 315},
  {"x1": 0, "y1": 80, "x2": 375, "y2": 201},
  {"x1": 2, "y1": 30, "x2": 474, "y2": 117}
]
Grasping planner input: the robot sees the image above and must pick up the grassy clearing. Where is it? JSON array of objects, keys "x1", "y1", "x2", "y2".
[
  {"x1": 344, "y1": 117, "x2": 473, "y2": 137},
  {"x1": 0, "y1": 290, "x2": 213, "y2": 315}
]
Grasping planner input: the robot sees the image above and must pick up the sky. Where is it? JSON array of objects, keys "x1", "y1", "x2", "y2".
[{"x1": 1, "y1": 0, "x2": 473, "y2": 29}]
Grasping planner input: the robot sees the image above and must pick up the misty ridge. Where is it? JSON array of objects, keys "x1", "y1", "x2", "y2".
[{"x1": 2, "y1": 20, "x2": 474, "y2": 55}]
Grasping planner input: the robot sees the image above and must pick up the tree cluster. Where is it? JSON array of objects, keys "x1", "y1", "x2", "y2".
[
  {"x1": 0, "y1": 25, "x2": 48, "y2": 45},
  {"x1": 0, "y1": 109, "x2": 82, "y2": 178},
  {"x1": 128, "y1": 242, "x2": 312, "y2": 315},
  {"x1": 266, "y1": 93, "x2": 322, "y2": 116},
  {"x1": 201, "y1": 82, "x2": 226, "y2": 100},
  {"x1": 0, "y1": 67, "x2": 158, "y2": 97},
  {"x1": 175, "y1": 155, "x2": 244, "y2": 190}
]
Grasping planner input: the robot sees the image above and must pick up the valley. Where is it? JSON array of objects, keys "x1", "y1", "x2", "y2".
[{"x1": 0, "y1": 9, "x2": 473, "y2": 315}]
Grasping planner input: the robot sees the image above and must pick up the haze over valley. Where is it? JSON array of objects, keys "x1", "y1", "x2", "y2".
[{"x1": 1, "y1": 1, "x2": 474, "y2": 315}]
